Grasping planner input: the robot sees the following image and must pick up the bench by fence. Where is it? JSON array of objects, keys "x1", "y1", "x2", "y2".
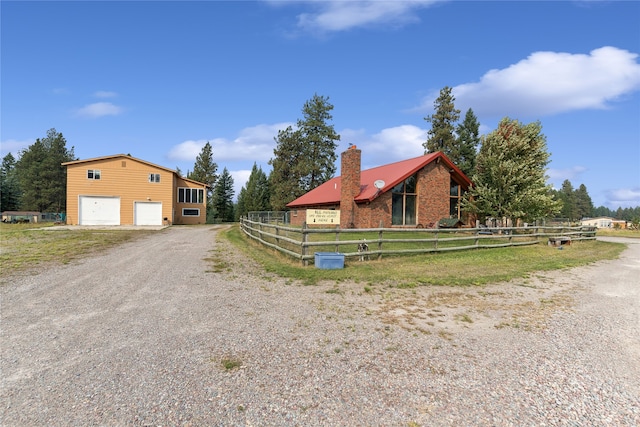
[{"x1": 239, "y1": 218, "x2": 597, "y2": 266}]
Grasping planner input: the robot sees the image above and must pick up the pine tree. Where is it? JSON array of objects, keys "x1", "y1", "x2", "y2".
[
  {"x1": 269, "y1": 94, "x2": 340, "y2": 210},
  {"x1": 559, "y1": 179, "x2": 578, "y2": 221},
  {"x1": 574, "y1": 184, "x2": 594, "y2": 219},
  {"x1": 423, "y1": 86, "x2": 460, "y2": 156},
  {"x1": 269, "y1": 126, "x2": 302, "y2": 211},
  {"x1": 1, "y1": 153, "x2": 20, "y2": 212},
  {"x1": 188, "y1": 141, "x2": 218, "y2": 222},
  {"x1": 15, "y1": 128, "x2": 75, "y2": 212},
  {"x1": 212, "y1": 167, "x2": 235, "y2": 222},
  {"x1": 297, "y1": 94, "x2": 340, "y2": 191},
  {"x1": 463, "y1": 118, "x2": 561, "y2": 223},
  {"x1": 454, "y1": 108, "x2": 480, "y2": 177},
  {"x1": 188, "y1": 141, "x2": 218, "y2": 189},
  {"x1": 237, "y1": 163, "x2": 270, "y2": 219}
]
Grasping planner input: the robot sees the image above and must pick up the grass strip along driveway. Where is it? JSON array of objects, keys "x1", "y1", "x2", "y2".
[{"x1": 224, "y1": 225, "x2": 625, "y2": 286}]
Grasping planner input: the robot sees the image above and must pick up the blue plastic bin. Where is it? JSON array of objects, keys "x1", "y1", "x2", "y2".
[{"x1": 314, "y1": 252, "x2": 345, "y2": 269}]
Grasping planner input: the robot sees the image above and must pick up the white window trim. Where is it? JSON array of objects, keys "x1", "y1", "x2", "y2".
[
  {"x1": 148, "y1": 173, "x2": 161, "y2": 183},
  {"x1": 178, "y1": 187, "x2": 204, "y2": 204},
  {"x1": 182, "y1": 208, "x2": 200, "y2": 216},
  {"x1": 87, "y1": 169, "x2": 101, "y2": 180}
]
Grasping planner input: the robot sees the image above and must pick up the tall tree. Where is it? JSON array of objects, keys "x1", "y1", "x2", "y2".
[
  {"x1": 559, "y1": 179, "x2": 578, "y2": 220},
  {"x1": 1, "y1": 153, "x2": 20, "y2": 211},
  {"x1": 454, "y1": 108, "x2": 480, "y2": 177},
  {"x1": 188, "y1": 141, "x2": 218, "y2": 222},
  {"x1": 423, "y1": 86, "x2": 460, "y2": 156},
  {"x1": 188, "y1": 141, "x2": 218, "y2": 189},
  {"x1": 237, "y1": 162, "x2": 270, "y2": 219},
  {"x1": 15, "y1": 128, "x2": 75, "y2": 212},
  {"x1": 212, "y1": 167, "x2": 235, "y2": 222},
  {"x1": 462, "y1": 118, "x2": 561, "y2": 223},
  {"x1": 269, "y1": 94, "x2": 340, "y2": 210},
  {"x1": 269, "y1": 126, "x2": 302, "y2": 211},
  {"x1": 574, "y1": 183, "x2": 594, "y2": 219}
]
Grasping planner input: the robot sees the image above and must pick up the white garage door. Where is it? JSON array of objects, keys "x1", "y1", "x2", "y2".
[
  {"x1": 134, "y1": 202, "x2": 162, "y2": 225},
  {"x1": 79, "y1": 196, "x2": 120, "y2": 225}
]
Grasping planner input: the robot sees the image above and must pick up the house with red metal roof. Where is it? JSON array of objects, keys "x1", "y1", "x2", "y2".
[{"x1": 286, "y1": 146, "x2": 473, "y2": 228}]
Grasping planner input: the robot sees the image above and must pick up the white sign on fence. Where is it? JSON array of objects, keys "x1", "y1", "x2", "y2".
[{"x1": 306, "y1": 209, "x2": 340, "y2": 225}]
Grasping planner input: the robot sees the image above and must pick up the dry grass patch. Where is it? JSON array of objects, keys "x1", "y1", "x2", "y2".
[{"x1": 0, "y1": 224, "x2": 156, "y2": 280}]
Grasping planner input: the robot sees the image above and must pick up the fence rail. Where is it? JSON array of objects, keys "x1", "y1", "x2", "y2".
[{"x1": 239, "y1": 217, "x2": 597, "y2": 266}]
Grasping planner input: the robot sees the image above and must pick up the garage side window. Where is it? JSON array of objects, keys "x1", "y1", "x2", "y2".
[
  {"x1": 178, "y1": 188, "x2": 204, "y2": 204},
  {"x1": 87, "y1": 169, "x2": 101, "y2": 180},
  {"x1": 148, "y1": 173, "x2": 161, "y2": 183}
]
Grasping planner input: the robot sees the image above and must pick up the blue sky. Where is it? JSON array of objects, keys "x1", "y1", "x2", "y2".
[{"x1": 2, "y1": 0, "x2": 639, "y2": 209}]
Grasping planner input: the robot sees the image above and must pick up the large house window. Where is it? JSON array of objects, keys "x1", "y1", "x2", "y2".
[
  {"x1": 87, "y1": 169, "x2": 101, "y2": 180},
  {"x1": 178, "y1": 187, "x2": 204, "y2": 204},
  {"x1": 392, "y1": 174, "x2": 417, "y2": 226},
  {"x1": 450, "y1": 178, "x2": 463, "y2": 218},
  {"x1": 148, "y1": 173, "x2": 161, "y2": 183}
]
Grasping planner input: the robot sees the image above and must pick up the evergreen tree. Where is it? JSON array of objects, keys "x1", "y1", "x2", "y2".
[
  {"x1": 15, "y1": 128, "x2": 75, "y2": 212},
  {"x1": 559, "y1": 179, "x2": 578, "y2": 220},
  {"x1": 187, "y1": 141, "x2": 218, "y2": 189},
  {"x1": 1, "y1": 153, "x2": 20, "y2": 212},
  {"x1": 269, "y1": 94, "x2": 340, "y2": 210},
  {"x1": 574, "y1": 184, "x2": 594, "y2": 219},
  {"x1": 296, "y1": 94, "x2": 340, "y2": 191},
  {"x1": 423, "y1": 86, "x2": 460, "y2": 156},
  {"x1": 188, "y1": 141, "x2": 218, "y2": 222},
  {"x1": 237, "y1": 162, "x2": 270, "y2": 219},
  {"x1": 462, "y1": 118, "x2": 561, "y2": 223},
  {"x1": 269, "y1": 126, "x2": 302, "y2": 211},
  {"x1": 453, "y1": 108, "x2": 480, "y2": 177},
  {"x1": 212, "y1": 167, "x2": 235, "y2": 222}
]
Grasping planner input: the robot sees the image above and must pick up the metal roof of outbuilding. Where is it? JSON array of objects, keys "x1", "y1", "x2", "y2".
[{"x1": 287, "y1": 151, "x2": 472, "y2": 208}]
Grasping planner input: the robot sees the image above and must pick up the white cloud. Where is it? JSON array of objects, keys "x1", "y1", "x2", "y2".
[
  {"x1": 230, "y1": 169, "x2": 252, "y2": 200},
  {"x1": 267, "y1": 0, "x2": 439, "y2": 33},
  {"x1": 365, "y1": 124, "x2": 426, "y2": 159},
  {"x1": 75, "y1": 102, "x2": 123, "y2": 118},
  {"x1": 94, "y1": 91, "x2": 118, "y2": 98},
  {"x1": 604, "y1": 187, "x2": 640, "y2": 208},
  {"x1": 547, "y1": 166, "x2": 588, "y2": 182},
  {"x1": 337, "y1": 124, "x2": 428, "y2": 171},
  {"x1": 0, "y1": 138, "x2": 34, "y2": 157},
  {"x1": 167, "y1": 122, "x2": 293, "y2": 163},
  {"x1": 417, "y1": 46, "x2": 640, "y2": 118}
]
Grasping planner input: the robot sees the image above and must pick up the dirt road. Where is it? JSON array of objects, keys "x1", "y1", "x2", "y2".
[{"x1": 1, "y1": 227, "x2": 638, "y2": 426}]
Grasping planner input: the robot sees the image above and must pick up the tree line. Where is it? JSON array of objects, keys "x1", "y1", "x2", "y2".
[{"x1": 2, "y1": 91, "x2": 638, "y2": 225}]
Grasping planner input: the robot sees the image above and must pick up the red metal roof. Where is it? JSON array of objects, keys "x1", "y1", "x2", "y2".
[{"x1": 287, "y1": 152, "x2": 472, "y2": 208}]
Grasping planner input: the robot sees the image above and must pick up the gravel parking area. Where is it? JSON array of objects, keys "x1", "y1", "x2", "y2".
[{"x1": 2, "y1": 226, "x2": 639, "y2": 426}]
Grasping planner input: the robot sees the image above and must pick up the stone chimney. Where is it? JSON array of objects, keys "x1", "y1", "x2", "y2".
[{"x1": 340, "y1": 145, "x2": 361, "y2": 228}]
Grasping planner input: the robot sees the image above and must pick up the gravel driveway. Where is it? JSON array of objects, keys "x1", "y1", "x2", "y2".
[{"x1": 2, "y1": 226, "x2": 639, "y2": 426}]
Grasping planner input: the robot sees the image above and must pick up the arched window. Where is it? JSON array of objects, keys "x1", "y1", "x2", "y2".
[{"x1": 392, "y1": 174, "x2": 417, "y2": 226}]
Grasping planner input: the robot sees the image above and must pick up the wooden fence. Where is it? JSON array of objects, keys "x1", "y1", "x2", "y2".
[{"x1": 239, "y1": 217, "x2": 597, "y2": 266}]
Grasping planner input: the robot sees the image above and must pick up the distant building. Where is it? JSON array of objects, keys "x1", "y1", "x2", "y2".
[{"x1": 581, "y1": 216, "x2": 627, "y2": 229}]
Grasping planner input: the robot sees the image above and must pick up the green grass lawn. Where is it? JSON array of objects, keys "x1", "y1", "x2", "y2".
[
  {"x1": 224, "y1": 225, "x2": 625, "y2": 286},
  {"x1": 595, "y1": 228, "x2": 640, "y2": 238}
]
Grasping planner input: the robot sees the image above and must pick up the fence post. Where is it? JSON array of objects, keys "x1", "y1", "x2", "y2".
[
  {"x1": 302, "y1": 222, "x2": 309, "y2": 266},
  {"x1": 377, "y1": 220, "x2": 384, "y2": 261},
  {"x1": 275, "y1": 219, "x2": 280, "y2": 247},
  {"x1": 335, "y1": 225, "x2": 340, "y2": 252}
]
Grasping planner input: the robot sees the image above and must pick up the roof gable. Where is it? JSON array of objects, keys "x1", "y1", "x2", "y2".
[
  {"x1": 287, "y1": 152, "x2": 472, "y2": 208},
  {"x1": 62, "y1": 154, "x2": 209, "y2": 188}
]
